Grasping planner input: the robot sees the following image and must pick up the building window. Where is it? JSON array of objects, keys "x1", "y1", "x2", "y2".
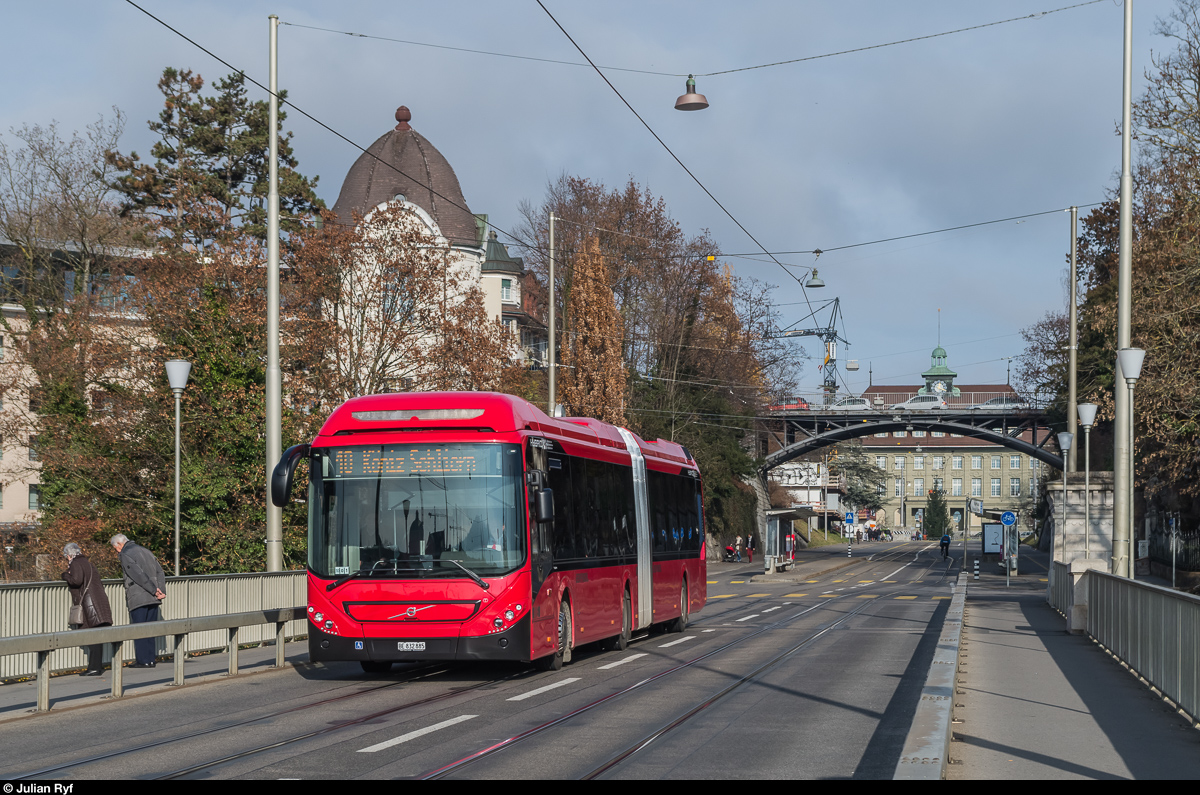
[
  {"x1": 932, "y1": 456, "x2": 945, "y2": 470},
  {"x1": 912, "y1": 430, "x2": 926, "y2": 437},
  {"x1": 894, "y1": 457, "x2": 905, "y2": 470},
  {"x1": 1031, "y1": 459, "x2": 1040, "y2": 471},
  {"x1": 933, "y1": 477, "x2": 944, "y2": 492},
  {"x1": 1010, "y1": 455, "x2": 1021, "y2": 470},
  {"x1": 895, "y1": 480, "x2": 902, "y2": 497},
  {"x1": 952, "y1": 478, "x2": 963, "y2": 497},
  {"x1": 913, "y1": 456, "x2": 925, "y2": 470},
  {"x1": 972, "y1": 478, "x2": 982, "y2": 497},
  {"x1": 875, "y1": 456, "x2": 887, "y2": 470},
  {"x1": 28, "y1": 436, "x2": 38, "y2": 462},
  {"x1": 932, "y1": 432, "x2": 945, "y2": 438},
  {"x1": 950, "y1": 433, "x2": 964, "y2": 437},
  {"x1": 972, "y1": 455, "x2": 983, "y2": 470},
  {"x1": 952, "y1": 455, "x2": 963, "y2": 470},
  {"x1": 875, "y1": 432, "x2": 888, "y2": 438},
  {"x1": 501, "y1": 279, "x2": 512, "y2": 302},
  {"x1": 894, "y1": 430, "x2": 907, "y2": 438},
  {"x1": 877, "y1": 483, "x2": 885, "y2": 497},
  {"x1": 1030, "y1": 479, "x2": 1037, "y2": 497},
  {"x1": 1010, "y1": 478, "x2": 1021, "y2": 497},
  {"x1": 913, "y1": 477, "x2": 924, "y2": 496},
  {"x1": 28, "y1": 485, "x2": 40, "y2": 511},
  {"x1": 991, "y1": 478, "x2": 1001, "y2": 497},
  {"x1": 991, "y1": 456, "x2": 1002, "y2": 470}
]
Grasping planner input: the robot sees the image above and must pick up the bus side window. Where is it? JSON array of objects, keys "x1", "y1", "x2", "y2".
[{"x1": 548, "y1": 456, "x2": 574, "y2": 560}]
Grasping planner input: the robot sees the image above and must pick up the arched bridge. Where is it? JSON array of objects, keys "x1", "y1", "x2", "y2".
[{"x1": 759, "y1": 408, "x2": 1064, "y2": 477}]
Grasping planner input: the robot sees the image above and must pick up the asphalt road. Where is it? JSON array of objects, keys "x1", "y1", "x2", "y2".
[{"x1": 0, "y1": 540, "x2": 959, "y2": 780}]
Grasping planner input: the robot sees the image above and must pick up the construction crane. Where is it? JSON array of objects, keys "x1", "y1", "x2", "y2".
[{"x1": 780, "y1": 297, "x2": 851, "y2": 406}]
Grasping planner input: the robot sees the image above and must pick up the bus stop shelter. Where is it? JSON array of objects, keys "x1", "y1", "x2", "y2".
[{"x1": 764, "y1": 508, "x2": 815, "y2": 573}]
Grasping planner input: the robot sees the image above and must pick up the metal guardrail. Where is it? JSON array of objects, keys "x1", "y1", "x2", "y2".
[
  {"x1": 769, "y1": 391, "x2": 1042, "y2": 411},
  {"x1": 1048, "y1": 560, "x2": 1071, "y2": 616},
  {"x1": 0, "y1": 606, "x2": 304, "y2": 712},
  {"x1": 0, "y1": 571, "x2": 306, "y2": 679},
  {"x1": 1085, "y1": 572, "x2": 1200, "y2": 723}
]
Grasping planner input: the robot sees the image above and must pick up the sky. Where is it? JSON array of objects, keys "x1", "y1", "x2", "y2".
[{"x1": 2, "y1": 0, "x2": 1169, "y2": 399}]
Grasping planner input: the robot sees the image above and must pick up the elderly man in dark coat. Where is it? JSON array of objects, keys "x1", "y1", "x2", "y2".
[
  {"x1": 62, "y1": 542, "x2": 113, "y2": 676},
  {"x1": 110, "y1": 534, "x2": 167, "y2": 668}
]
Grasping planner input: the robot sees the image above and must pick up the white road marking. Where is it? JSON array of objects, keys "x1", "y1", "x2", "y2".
[
  {"x1": 702, "y1": 629, "x2": 715, "y2": 632},
  {"x1": 507, "y1": 677, "x2": 581, "y2": 701},
  {"x1": 736, "y1": 614, "x2": 759, "y2": 622},
  {"x1": 659, "y1": 635, "x2": 697, "y2": 647},
  {"x1": 358, "y1": 714, "x2": 477, "y2": 753},
  {"x1": 762, "y1": 606, "x2": 782, "y2": 613},
  {"x1": 598, "y1": 653, "x2": 647, "y2": 670}
]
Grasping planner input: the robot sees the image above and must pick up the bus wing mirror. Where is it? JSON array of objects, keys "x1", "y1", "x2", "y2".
[
  {"x1": 526, "y1": 469, "x2": 546, "y2": 489},
  {"x1": 271, "y1": 443, "x2": 311, "y2": 508},
  {"x1": 536, "y1": 488, "x2": 554, "y2": 524}
]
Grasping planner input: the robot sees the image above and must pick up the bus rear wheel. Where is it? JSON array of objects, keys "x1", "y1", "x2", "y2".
[
  {"x1": 670, "y1": 581, "x2": 689, "y2": 633},
  {"x1": 601, "y1": 590, "x2": 631, "y2": 652}
]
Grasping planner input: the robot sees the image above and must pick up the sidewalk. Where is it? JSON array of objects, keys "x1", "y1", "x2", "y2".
[{"x1": 949, "y1": 547, "x2": 1200, "y2": 780}]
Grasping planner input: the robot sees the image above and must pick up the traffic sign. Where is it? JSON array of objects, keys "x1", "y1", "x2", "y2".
[
  {"x1": 1001, "y1": 511, "x2": 1017, "y2": 526},
  {"x1": 845, "y1": 512, "x2": 854, "y2": 524}
]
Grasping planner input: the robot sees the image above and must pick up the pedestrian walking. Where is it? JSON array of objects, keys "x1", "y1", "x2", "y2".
[
  {"x1": 735, "y1": 534, "x2": 743, "y2": 562},
  {"x1": 746, "y1": 532, "x2": 755, "y2": 564},
  {"x1": 110, "y1": 534, "x2": 166, "y2": 668},
  {"x1": 62, "y1": 543, "x2": 113, "y2": 676}
]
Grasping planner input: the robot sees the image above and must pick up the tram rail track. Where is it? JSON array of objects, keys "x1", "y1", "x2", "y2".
[{"x1": 8, "y1": 663, "x2": 515, "y2": 780}]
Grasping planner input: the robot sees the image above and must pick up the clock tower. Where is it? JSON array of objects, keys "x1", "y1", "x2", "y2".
[{"x1": 920, "y1": 346, "x2": 959, "y2": 396}]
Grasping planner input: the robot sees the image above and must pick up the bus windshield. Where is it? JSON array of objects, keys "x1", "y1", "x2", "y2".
[{"x1": 310, "y1": 443, "x2": 525, "y2": 581}]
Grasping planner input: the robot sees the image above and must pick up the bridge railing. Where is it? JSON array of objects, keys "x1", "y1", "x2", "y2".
[
  {"x1": 769, "y1": 391, "x2": 1042, "y2": 411},
  {"x1": 1049, "y1": 566, "x2": 1200, "y2": 725},
  {"x1": 0, "y1": 570, "x2": 307, "y2": 680},
  {"x1": 1086, "y1": 572, "x2": 1200, "y2": 722}
]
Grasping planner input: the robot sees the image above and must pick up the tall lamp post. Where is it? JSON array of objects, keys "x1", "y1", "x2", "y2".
[
  {"x1": 1117, "y1": 348, "x2": 1146, "y2": 577},
  {"x1": 165, "y1": 359, "x2": 191, "y2": 577},
  {"x1": 1057, "y1": 431, "x2": 1074, "y2": 560},
  {"x1": 1077, "y1": 403, "x2": 1098, "y2": 559}
]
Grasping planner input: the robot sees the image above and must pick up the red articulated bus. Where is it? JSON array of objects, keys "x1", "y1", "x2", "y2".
[{"x1": 271, "y1": 392, "x2": 706, "y2": 672}]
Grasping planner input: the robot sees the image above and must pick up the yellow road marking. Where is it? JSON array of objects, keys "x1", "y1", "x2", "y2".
[
  {"x1": 730, "y1": 580, "x2": 745, "y2": 584},
  {"x1": 747, "y1": 593, "x2": 771, "y2": 598},
  {"x1": 883, "y1": 580, "x2": 898, "y2": 583},
  {"x1": 894, "y1": 596, "x2": 917, "y2": 600},
  {"x1": 858, "y1": 580, "x2": 875, "y2": 584},
  {"x1": 707, "y1": 580, "x2": 717, "y2": 584},
  {"x1": 832, "y1": 579, "x2": 846, "y2": 583},
  {"x1": 784, "y1": 593, "x2": 807, "y2": 597},
  {"x1": 805, "y1": 580, "x2": 819, "y2": 583},
  {"x1": 856, "y1": 594, "x2": 879, "y2": 599},
  {"x1": 711, "y1": 594, "x2": 737, "y2": 599},
  {"x1": 818, "y1": 594, "x2": 838, "y2": 598},
  {"x1": 932, "y1": 596, "x2": 951, "y2": 600}
]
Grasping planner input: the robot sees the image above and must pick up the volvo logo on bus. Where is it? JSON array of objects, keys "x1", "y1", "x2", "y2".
[{"x1": 389, "y1": 605, "x2": 434, "y2": 620}]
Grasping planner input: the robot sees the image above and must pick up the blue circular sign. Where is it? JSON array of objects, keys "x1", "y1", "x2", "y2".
[{"x1": 1001, "y1": 511, "x2": 1017, "y2": 526}]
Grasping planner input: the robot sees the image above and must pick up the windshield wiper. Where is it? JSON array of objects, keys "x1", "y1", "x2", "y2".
[
  {"x1": 326, "y1": 563, "x2": 424, "y2": 592},
  {"x1": 442, "y1": 559, "x2": 491, "y2": 591}
]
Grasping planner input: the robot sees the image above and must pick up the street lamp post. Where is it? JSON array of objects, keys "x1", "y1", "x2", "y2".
[
  {"x1": 1118, "y1": 348, "x2": 1146, "y2": 578},
  {"x1": 1057, "y1": 431, "x2": 1074, "y2": 561},
  {"x1": 165, "y1": 359, "x2": 191, "y2": 577},
  {"x1": 1078, "y1": 403, "x2": 1098, "y2": 559}
]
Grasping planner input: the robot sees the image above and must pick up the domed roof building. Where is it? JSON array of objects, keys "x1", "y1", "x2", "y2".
[
  {"x1": 332, "y1": 106, "x2": 483, "y2": 249},
  {"x1": 329, "y1": 106, "x2": 545, "y2": 369}
]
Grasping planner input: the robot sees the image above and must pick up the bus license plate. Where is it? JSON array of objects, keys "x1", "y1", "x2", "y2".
[{"x1": 398, "y1": 642, "x2": 425, "y2": 651}]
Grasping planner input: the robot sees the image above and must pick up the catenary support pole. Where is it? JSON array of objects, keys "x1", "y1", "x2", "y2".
[{"x1": 265, "y1": 15, "x2": 283, "y2": 571}]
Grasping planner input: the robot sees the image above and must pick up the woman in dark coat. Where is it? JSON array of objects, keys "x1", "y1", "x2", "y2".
[{"x1": 62, "y1": 542, "x2": 113, "y2": 676}]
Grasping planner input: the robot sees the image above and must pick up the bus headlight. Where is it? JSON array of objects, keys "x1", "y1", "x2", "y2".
[{"x1": 504, "y1": 610, "x2": 515, "y2": 622}]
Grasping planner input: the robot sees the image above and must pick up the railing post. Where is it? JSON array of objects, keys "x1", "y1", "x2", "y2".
[
  {"x1": 36, "y1": 650, "x2": 50, "y2": 712},
  {"x1": 228, "y1": 627, "x2": 239, "y2": 676},
  {"x1": 172, "y1": 633, "x2": 186, "y2": 686},
  {"x1": 275, "y1": 621, "x2": 286, "y2": 668},
  {"x1": 110, "y1": 641, "x2": 124, "y2": 699}
]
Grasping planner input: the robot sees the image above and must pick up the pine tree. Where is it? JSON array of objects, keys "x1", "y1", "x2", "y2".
[
  {"x1": 561, "y1": 236, "x2": 626, "y2": 424},
  {"x1": 925, "y1": 489, "x2": 951, "y2": 538}
]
